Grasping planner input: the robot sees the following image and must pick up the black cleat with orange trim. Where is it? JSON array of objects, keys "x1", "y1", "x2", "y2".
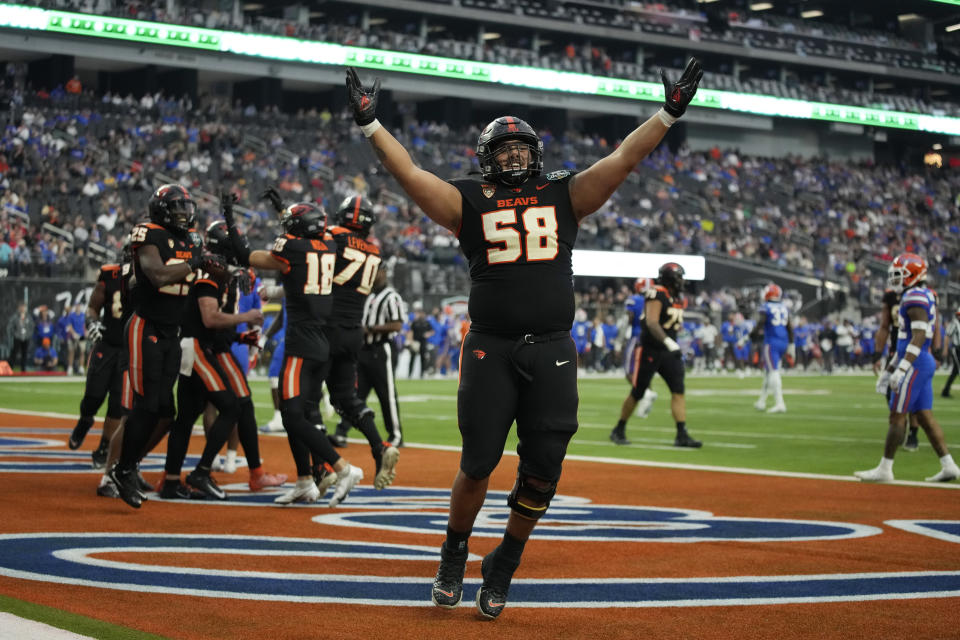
[
  {"x1": 431, "y1": 542, "x2": 468, "y2": 608},
  {"x1": 476, "y1": 546, "x2": 519, "y2": 620}
]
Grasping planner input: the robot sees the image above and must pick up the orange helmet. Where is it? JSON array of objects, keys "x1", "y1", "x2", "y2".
[
  {"x1": 634, "y1": 277, "x2": 655, "y2": 294},
  {"x1": 887, "y1": 253, "x2": 926, "y2": 293},
  {"x1": 763, "y1": 283, "x2": 782, "y2": 302}
]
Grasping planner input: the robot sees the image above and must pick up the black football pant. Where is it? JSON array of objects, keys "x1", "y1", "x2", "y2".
[
  {"x1": 118, "y1": 314, "x2": 177, "y2": 472},
  {"x1": 325, "y1": 325, "x2": 386, "y2": 455},
  {"x1": 164, "y1": 343, "x2": 240, "y2": 476},
  {"x1": 340, "y1": 341, "x2": 403, "y2": 446},
  {"x1": 279, "y1": 354, "x2": 341, "y2": 477},
  {"x1": 78, "y1": 341, "x2": 126, "y2": 421}
]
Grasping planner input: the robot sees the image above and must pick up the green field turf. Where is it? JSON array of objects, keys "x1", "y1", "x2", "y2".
[{"x1": 2, "y1": 372, "x2": 958, "y2": 483}]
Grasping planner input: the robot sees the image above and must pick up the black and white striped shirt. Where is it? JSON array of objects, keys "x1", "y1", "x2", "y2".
[
  {"x1": 362, "y1": 286, "x2": 406, "y2": 345},
  {"x1": 947, "y1": 317, "x2": 960, "y2": 348}
]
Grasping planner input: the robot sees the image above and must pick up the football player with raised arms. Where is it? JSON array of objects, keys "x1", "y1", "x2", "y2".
[
  {"x1": 345, "y1": 59, "x2": 702, "y2": 619},
  {"x1": 610, "y1": 263, "x2": 702, "y2": 448},
  {"x1": 751, "y1": 283, "x2": 794, "y2": 413},
  {"x1": 856, "y1": 254, "x2": 959, "y2": 483},
  {"x1": 224, "y1": 198, "x2": 365, "y2": 506}
]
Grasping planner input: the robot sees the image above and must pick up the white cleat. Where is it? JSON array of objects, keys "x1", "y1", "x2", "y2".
[
  {"x1": 260, "y1": 414, "x2": 285, "y2": 433},
  {"x1": 925, "y1": 465, "x2": 960, "y2": 483},
  {"x1": 274, "y1": 482, "x2": 320, "y2": 504},
  {"x1": 854, "y1": 466, "x2": 894, "y2": 483},
  {"x1": 374, "y1": 445, "x2": 400, "y2": 490},
  {"x1": 316, "y1": 470, "x2": 338, "y2": 496},
  {"x1": 767, "y1": 404, "x2": 786, "y2": 414},
  {"x1": 329, "y1": 464, "x2": 364, "y2": 507},
  {"x1": 753, "y1": 400, "x2": 766, "y2": 411}
]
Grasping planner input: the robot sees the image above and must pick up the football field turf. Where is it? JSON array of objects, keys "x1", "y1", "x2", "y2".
[
  {"x1": 2, "y1": 371, "x2": 957, "y2": 481},
  {"x1": 0, "y1": 371, "x2": 958, "y2": 639}
]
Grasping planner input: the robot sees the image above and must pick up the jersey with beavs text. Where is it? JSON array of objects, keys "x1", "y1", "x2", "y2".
[
  {"x1": 450, "y1": 170, "x2": 578, "y2": 336},
  {"x1": 896, "y1": 285, "x2": 936, "y2": 358},
  {"x1": 640, "y1": 285, "x2": 685, "y2": 351},
  {"x1": 328, "y1": 225, "x2": 382, "y2": 328},
  {"x1": 98, "y1": 262, "x2": 134, "y2": 347},
  {"x1": 271, "y1": 233, "x2": 336, "y2": 359},
  {"x1": 129, "y1": 222, "x2": 201, "y2": 334},
  {"x1": 180, "y1": 270, "x2": 229, "y2": 346}
]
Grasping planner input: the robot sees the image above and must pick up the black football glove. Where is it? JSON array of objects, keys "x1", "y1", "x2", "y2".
[
  {"x1": 220, "y1": 190, "x2": 251, "y2": 267},
  {"x1": 660, "y1": 57, "x2": 703, "y2": 119},
  {"x1": 186, "y1": 250, "x2": 203, "y2": 271},
  {"x1": 260, "y1": 187, "x2": 285, "y2": 215},
  {"x1": 346, "y1": 66, "x2": 381, "y2": 127},
  {"x1": 200, "y1": 252, "x2": 230, "y2": 280}
]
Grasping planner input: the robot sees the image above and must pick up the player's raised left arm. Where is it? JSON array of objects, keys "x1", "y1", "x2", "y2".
[{"x1": 569, "y1": 58, "x2": 702, "y2": 221}]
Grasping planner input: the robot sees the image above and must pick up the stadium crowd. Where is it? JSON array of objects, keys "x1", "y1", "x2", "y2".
[
  {"x1": 22, "y1": 0, "x2": 959, "y2": 117},
  {"x1": 2, "y1": 73, "x2": 958, "y2": 298}
]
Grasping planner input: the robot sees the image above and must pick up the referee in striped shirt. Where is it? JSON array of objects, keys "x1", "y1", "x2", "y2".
[{"x1": 335, "y1": 268, "x2": 407, "y2": 446}]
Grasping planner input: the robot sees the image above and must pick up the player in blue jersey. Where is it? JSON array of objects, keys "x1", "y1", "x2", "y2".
[
  {"x1": 624, "y1": 278, "x2": 658, "y2": 417},
  {"x1": 751, "y1": 284, "x2": 794, "y2": 413},
  {"x1": 856, "y1": 254, "x2": 959, "y2": 483}
]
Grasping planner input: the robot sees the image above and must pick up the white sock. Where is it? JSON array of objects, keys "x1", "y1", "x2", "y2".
[
  {"x1": 758, "y1": 373, "x2": 768, "y2": 403},
  {"x1": 940, "y1": 454, "x2": 957, "y2": 469},
  {"x1": 272, "y1": 409, "x2": 282, "y2": 422},
  {"x1": 296, "y1": 477, "x2": 314, "y2": 489},
  {"x1": 99, "y1": 475, "x2": 111, "y2": 487},
  {"x1": 879, "y1": 457, "x2": 894, "y2": 473},
  {"x1": 226, "y1": 449, "x2": 237, "y2": 465},
  {"x1": 770, "y1": 370, "x2": 784, "y2": 405}
]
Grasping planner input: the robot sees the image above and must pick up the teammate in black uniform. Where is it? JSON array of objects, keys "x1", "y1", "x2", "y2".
[
  {"x1": 69, "y1": 251, "x2": 133, "y2": 462},
  {"x1": 108, "y1": 184, "x2": 204, "y2": 509},
  {"x1": 159, "y1": 220, "x2": 268, "y2": 500},
  {"x1": 609, "y1": 263, "x2": 702, "y2": 448},
  {"x1": 346, "y1": 59, "x2": 702, "y2": 619},
  {"x1": 322, "y1": 195, "x2": 400, "y2": 489},
  {"x1": 237, "y1": 200, "x2": 365, "y2": 506}
]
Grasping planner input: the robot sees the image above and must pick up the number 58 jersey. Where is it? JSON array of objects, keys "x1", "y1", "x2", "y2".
[
  {"x1": 451, "y1": 171, "x2": 579, "y2": 336},
  {"x1": 271, "y1": 233, "x2": 337, "y2": 359}
]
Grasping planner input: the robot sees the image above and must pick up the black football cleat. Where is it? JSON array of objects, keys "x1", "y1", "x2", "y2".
[
  {"x1": 159, "y1": 480, "x2": 203, "y2": 500},
  {"x1": 674, "y1": 430, "x2": 702, "y2": 448},
  {"x1": 609, "y1": 427, "x2": 630, "y2": 446},
  {"x1": 431, "y1": 542, "x2": 468, "y2": 608},
  {"x1": 476, "y1": 547, "x2": 519, "y2": 621},
  {"x1": 186, "y1": 470, "x2": 227, "y2": 500},
  {"x1": 107, "y1": 465, "x2": 142, "y2": 509},
  {"x1": 91, "y1": 442, "x2": 109, "y2": 469},
  {"x1": 903, "y1": 429, "x2": 919, "y2": 452},
  {"x1": 96, "y1": 480, "x2": 119, "y2": 499},
  {"x1": 68, "y1": 417, "x2": 94, "y2": 450}
]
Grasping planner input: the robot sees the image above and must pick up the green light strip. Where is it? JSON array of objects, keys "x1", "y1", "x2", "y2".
[
  {"x1": 929, "y1": 0, "x2": 960, "y2": 6},
  {"x1": 2, "y1": 3, "x2": 958, "y2": 136}
]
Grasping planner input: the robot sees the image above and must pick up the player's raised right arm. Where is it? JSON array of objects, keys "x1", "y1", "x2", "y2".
[{"x1": 346, "y1": 67, "x2": 461, "y2": 233}]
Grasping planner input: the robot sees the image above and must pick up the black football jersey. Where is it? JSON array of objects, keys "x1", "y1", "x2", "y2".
[
  {"x1": 271, "y1": 233, "x2": 336, "y2": 358},
  {"x1": 98, "y1": 263, "x2": 134, "y2": 347},
  {"x1": 640, "y1": 286, "x2": 684, "y2": 351},
  {"x1": 129, "y1": 222, "x2": 200, "y2": 333},
  {"x1": 181, "y1": 270, "x2": 225, "y2": 345},
  {"x1": 451, "y1": 170, "x2": 579, "y2": 336},
  {"x1": 328, "y1": 226, "x2": 382, "y2": 327}
]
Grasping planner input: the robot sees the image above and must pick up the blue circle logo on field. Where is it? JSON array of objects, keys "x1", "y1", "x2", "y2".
[{"x1": 0, "y1": 532, "x2": 958, "y2": 607}]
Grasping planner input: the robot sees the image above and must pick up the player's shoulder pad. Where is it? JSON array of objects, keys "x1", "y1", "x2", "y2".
[
  {"x1": 329, "y1": 226, "x2": 350, "y2": 236},
  {"x1": 100, "y1": 264, "x2": 121, "y2": 274}
]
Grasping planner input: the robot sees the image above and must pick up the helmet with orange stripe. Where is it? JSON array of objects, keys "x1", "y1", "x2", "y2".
[
  {"x1": 281, "y1": 202, "x2": 327, "y2": 240},
  {"x1": 763, "y1": 283, "x2": 782, "y2": 302},
  {"x1": 887, "y1": 253, "x2": 926, "y2": 293},
  {"x1": 634, "y1": 277, "x2": 655, "y2": 294},
  {"x1": 335, "y1": 195, "x2": 376, "y2": 238},
  {"x1": 477, "y1": 116, "x2": 544, "y2": 186}
]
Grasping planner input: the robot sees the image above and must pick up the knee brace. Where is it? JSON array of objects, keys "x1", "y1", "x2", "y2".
[{"x1": 507, "y1": 473, "x2": 557, "y2": 521}]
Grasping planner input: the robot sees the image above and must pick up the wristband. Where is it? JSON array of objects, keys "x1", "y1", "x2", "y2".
[
  {"x1": 905, "y1": 344, "x2": 921, "y2": 357},
  {"x1": 910, "y1": 320, "x2": 929, "y2": 332},
  {"x1": 896, "y1": 358, "x2": 912, "y2": 372},
  {"x1": 656, "y1": 108, "x2": 678, "y2": 128},
  {"x1": 360, "y1": 118, "x2": 382, "y2": 138},
  {"x1": 663, "y1": 337, "x2": 680, "y2": 352}
]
